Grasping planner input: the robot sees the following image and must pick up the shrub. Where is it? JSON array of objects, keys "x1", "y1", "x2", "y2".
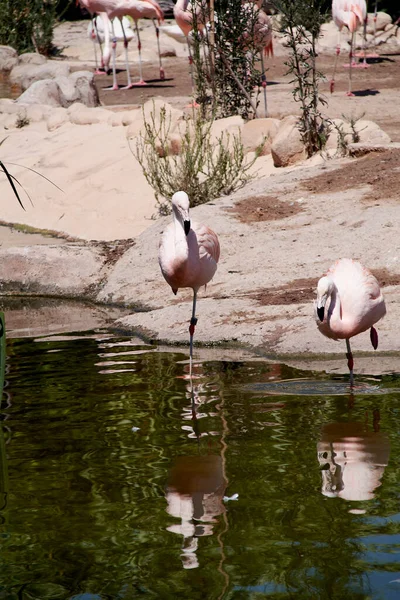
[
  {"x1": 0, "y1": 0, "x2": 59, "y2": 55},
  {"x1": 134, "y1": 107, "x2": 263, "y2": 214}
]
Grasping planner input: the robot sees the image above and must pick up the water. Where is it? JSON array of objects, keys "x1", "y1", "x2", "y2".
[{"x1": 1, "y1": 320, "x2": 400, "y2": 599}]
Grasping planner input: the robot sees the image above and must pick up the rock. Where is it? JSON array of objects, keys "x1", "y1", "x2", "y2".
[
  {"x1": 241, "y1": 118, "x2": 280, "y2": 155},
  {"x1": 159, "y1": 43, "x2": 177, "y2": 58},
  {"x1": 18, "y1": 52, "x2": 47, "y2": 66},
  {"x1": 69, "y1": 107, "x2": 111, "y2": 125},
  {"x1": 271, "y1": 116, "x2": 306, "y2": 167},
  {"x1": 54, "y1": 75, "x2": 80, "y2": 105},
  {"x1": 47, "y1": 108, "x2": 69, "y2": 131},
  {"x1": 108, "y1": 113, "x2": 124, "y2": 127},
  {"x1": 355, "y1": 120, "x2": 391, "y2": 145},
  {"x1": 16, "y1": 80, "x2": 64, "y2": 107},
  {"x1": 0, "y1": 245, "x2": 105, "y2": 298},
  {"x1": 10, "y1": 62, "x2": 70, "y2": 91},
  {"x1": 0, "y1": 45, "x2": 18, "y2": 72},
  {"x1": 326, "y1": 118, "x2": 391, "y2": 154},
  {"x1": 121, "y1": 109, "x2": 141, "y2": 126},
  {"x1": 210, "y1": 115, "x2": 244, "y2": 143},
  {"x1": 0, "y1": 100, "x2": 24, "y2": 115},
  {"x1": 142, "y1": 97, "x2": 183, "y2": 130},
  {"x1": 25, "y1": 103, "x2": 51, "y2": 122},
  {"x1": 3, "y1": 110, "x2": 27, "y2": 130},
  {"x1": 366, "y1": 11, "x2": 392, "y2": 34},
  {"x1": 67, "y1": 102, "x2": 87, "y2": 114},
  {"x1": 68, "y1": 71, "x2": 99, "y2": 107}
]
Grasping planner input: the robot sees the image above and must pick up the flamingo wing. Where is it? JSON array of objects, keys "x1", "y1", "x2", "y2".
[{"x1": 196, "y1": 224, "x2": 220, "y2": 264}]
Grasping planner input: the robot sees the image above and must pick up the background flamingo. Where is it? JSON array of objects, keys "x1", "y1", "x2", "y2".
[
  {"x1": 158, "y1": 191, "x2": 220, "y2": 382},
  {"x1": 243, "y1": 3, "x2": 273, "y2": 116},
  {"x1": 88, "y1": 13, "x2": 134, "y2": 78},
  {"x1": 331, "y1": 0, "x2": 368, "y2": 95},
  {"x1": 315, "y1": 258, "x2": 386, "y2": 386},
  {"x1": 79, "y1": 0, "x2": 165, "y2": 89},
  {"x1": 173, "y1": 0, "x2": 207, "y2": 95}
]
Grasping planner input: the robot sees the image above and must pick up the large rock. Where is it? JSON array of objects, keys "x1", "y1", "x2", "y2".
[
  {"x1": 326, "y1": 118, "x2": 391, "y2": 152},
  {"x1": 271, "y1": 115, "x2": 306, "y2": 167},
  {"x1": 69, "y1": 106, "x2": 111, "y2": 125},
  {"x1": 47, "y1": 107, "x2": 69, "y2": 131},
  {"x1": 18, "y1": 52, "x2": 47, "y2": 66},
  {"x1": 0, "y1": 245, "x2": 106, "y2": 298},
  {"x1": 210, "y1": 115, "x2": 244, "y2": 143},
  {"x1": 0, "y1": 45, "x2": 18, "y2": 72},
  {"x1": 53, "y1": 75, "x2": 80, "y2": 105},
  {"x1": 16, "y1": 80, "x2": 65, "y2": 107},
  {"x1": 69, "y1": 71, "x2": 99, "y2": 107},
  {"x1": 10, "y1": 62, "x2": 70, "y2": 91},
  {"x1": 241, "y1": 118, "x2": 280, "y2": 155}
]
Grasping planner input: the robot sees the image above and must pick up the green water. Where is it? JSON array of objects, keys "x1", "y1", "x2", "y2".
[{"x1": 1, "y1": 328, "x2": 400, "y2": 599}]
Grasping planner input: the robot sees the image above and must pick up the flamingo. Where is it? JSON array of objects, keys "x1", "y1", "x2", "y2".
[
  {"x1": 158, "y1": 191, "x2": 220, "y2": 378},
  {"x1": 315, "y1": 258, "x2": 386, "y2": 386},
  {"x1": 88, "y1": 13, "x2": 134, "y2": 77},
  {"x1": 331, "y1": 0, "x2": 368, "y2": 96},
  {"x1": 79, "y1": 0, "x2": 165, "y2": 89},
  {"x1": 243, "y1": 3, "x2": 273, "y2": 116},
  {"x1": 173, "y1": 0, "x2": 207, "y2": 96}
]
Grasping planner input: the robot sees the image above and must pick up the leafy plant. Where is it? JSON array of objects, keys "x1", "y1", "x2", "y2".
[
  {"x1": 16, "y1": 113, "x2": 30, "y2": 129},
  {"x1": 0, "y1": 0, "x2": 60, "y2": 55},
  {"x1": 272, "y1": 0, "x2": 330, "y2": 156},
  {"x1": 190, "y1": 0, "x2": 265, "y2": 119},
  {"x1": 134, "y1": 106, "x2": 262, "y2": 214},
  {"x1": 1, "y1": 137, "x2": 63, "y2": 208}
]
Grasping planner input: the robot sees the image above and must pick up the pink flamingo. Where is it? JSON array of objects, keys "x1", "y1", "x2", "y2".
[
  {"x1": 243, "y1": 4, "x2": 273, "y2": 116},
  {"x1": 315, "y1": 258, "x2": 386, "y2": 386},
  {"x1": 331, "y1": 0, "x2": 368, "y2": 96},
  {"x1": 88, "y1": 13, "x2": 134, "y2": 77},
  {"x1": 173, "y1": 0, "x2": 207, "y2": 94},
  {"x1": 79, "y1": 0, "x2": 165, "y2": 89},
  {"x1": 158, "y1": 191, "x2": 220, "y2": 374}
]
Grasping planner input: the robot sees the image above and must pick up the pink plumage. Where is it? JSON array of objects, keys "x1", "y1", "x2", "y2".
[
  {"x1": 78, "y1": 0, "x2": 165, "y2": 88},
  {"x1": 159, "y1": 191, "x2": 220, "y2": 376},
  {"x1": 315, "y1": 258, "x2": 386, "y2": 385}
]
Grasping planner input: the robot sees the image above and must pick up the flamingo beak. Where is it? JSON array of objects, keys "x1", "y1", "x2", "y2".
[
  {"x1": 184, "y1": 220, "x2": 191, "y2": 236},
  {"x1": 317, "y1": 306, "x2": 325, "y2": 322}
]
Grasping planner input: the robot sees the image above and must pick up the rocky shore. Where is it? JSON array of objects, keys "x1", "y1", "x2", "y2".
[{"x1": 0, "y1": 14, "x2": 399, "y2": 376}]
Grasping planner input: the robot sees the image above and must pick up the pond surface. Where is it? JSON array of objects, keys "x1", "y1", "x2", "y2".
[{"x1": 1, "y1": 324, "x2": 400, "y2": 599}]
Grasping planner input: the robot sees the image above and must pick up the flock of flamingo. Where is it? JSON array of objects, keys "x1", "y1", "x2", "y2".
[
  {"x1": 78, "y1": 0, "x2": 386, "y2": 388},
  {"x1": 79, "y1": 0, "x2": 380, "y2": 96}
]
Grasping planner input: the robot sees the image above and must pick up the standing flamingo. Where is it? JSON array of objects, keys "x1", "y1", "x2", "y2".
[
  {"x1": 315, "y1": 258, "x2": 386, "y2": 386},
  {"x1": 243, "y1": 3, "x2": 273, "y2": 116},
  {"x1": 174, "y1": 0, "x2": 207, "y2": 95},
  {"x1": 88, "y1": 13, "x2": 135, "y2": 77},
  {"x1": 158, "y1": 191, "x2": 220, "y2": 377},
  {"x1": 331, "y1": 0, "x2": 368, "y2": 96},
  {"x1": 79, "y1": 0, "x2": 165, "y2": 89}
]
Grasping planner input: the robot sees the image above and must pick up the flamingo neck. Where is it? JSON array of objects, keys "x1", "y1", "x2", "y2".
[{"x1": 172, "y1": 209, "x2": 189, "y2": 259}]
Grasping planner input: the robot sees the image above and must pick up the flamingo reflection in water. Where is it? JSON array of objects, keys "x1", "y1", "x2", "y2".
[
  {"x1": 165, "y1": 454, "x2": 227, "y2": 569},
  {"x1": 317, "y1": 410, "x2": 390, "y2": 502}
]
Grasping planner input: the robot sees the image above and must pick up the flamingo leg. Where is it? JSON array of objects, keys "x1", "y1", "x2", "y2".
[
  {"x1": 354, "y1": 17, "x2": 370, "y2": 67},
  {"x1": 347, "y1": 31, "x2": 355, "y2": 96},
  {"x1": 189, "y1": 289, "x2": 198, "y2": 380},
  {"x1": 260, "y1": 51, "x2": 268, "y2": 116},
  {"x1": 346, "y1": 338, "x2": 354, "y2": 387},
  {"x1": 104, "y1": 20, "x2": 119, "y2": 91},
  {"x1": 330, "y1": 29, "x2": 341, "y2": 93},
  {"x1": 133, "y1": 21, "x2": 147, "y2": 86},
  {"x1": 120, "y1": 18, "x2": 133, "y2": 89},
  {"x1": 91, "y1": 17, "x2": 101, "y2": 73},
  {"x1": 153, "y1": 19, "x2": 165, "y2": 80}
]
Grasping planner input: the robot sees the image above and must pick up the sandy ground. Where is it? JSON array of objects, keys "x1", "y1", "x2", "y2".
[{"x1": 0, "y1": 18, "x2": 400, "y2": 376}]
